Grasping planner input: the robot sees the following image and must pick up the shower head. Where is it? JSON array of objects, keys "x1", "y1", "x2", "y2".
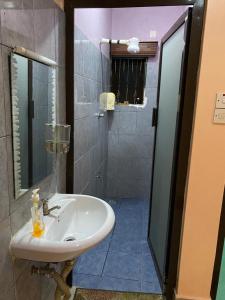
[{"x1": 100, "y1": 37, "x2": 140, "y2": 54}]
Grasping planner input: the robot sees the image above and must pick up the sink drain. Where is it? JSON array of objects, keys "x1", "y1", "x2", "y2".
[{"x1": 64, "y1": 236, "x2": 76, "y2": 242}]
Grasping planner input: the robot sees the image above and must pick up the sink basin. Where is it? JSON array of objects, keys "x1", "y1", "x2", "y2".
[{"x1": 10, "y1": 194, "x2": 115, "y2": 262}]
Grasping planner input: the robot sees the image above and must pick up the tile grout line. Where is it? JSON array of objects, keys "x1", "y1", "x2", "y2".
[{"x1": 100, "y1": 199, "x2": 119, "y2": 279}]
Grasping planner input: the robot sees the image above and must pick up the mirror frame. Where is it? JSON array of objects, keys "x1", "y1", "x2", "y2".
[{"x1": 10, "y1": 47, "x2": 57, "y2": 200}]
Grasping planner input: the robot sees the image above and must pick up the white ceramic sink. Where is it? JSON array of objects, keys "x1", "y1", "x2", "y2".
[{"x1": 10, "y1": 194, "x2": 115, "y2": 262}]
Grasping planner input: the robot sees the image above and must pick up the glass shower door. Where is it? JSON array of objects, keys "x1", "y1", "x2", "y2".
[{"x1": 148, "y1": 11, "x2": 191, "y2": 284}]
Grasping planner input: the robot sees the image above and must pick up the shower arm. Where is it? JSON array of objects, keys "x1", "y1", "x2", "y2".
[{"x1": 100, "y1": 37, "x2": 140, "y2": 54}]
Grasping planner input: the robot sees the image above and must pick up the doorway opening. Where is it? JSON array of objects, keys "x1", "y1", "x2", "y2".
[{"x1": 65, "y1": 1, "x2": 205, "y2": 299}]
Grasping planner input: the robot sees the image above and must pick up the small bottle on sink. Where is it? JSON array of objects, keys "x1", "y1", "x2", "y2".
[{"x1": 31, "y1": 189, "x2": 45, "y2": 238}]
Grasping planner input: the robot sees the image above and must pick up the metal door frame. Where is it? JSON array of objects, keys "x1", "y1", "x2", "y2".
[{"x1": 148, "y1": 8, "x2": 192, "y2": 290}]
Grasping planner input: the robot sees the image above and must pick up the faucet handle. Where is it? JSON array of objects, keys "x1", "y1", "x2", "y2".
[
  {"x1": 41, "y1": 199, "x2": 48, "y2": 204},
  {"x1": 41, "y1": 199, "x2": 50, "y2": 216},
  {"x1": 40, "y1": 199, "x2": 48, "y2": 208}
]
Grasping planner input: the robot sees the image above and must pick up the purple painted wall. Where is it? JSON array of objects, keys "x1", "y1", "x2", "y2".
[
  {"x1": 111, "y1": 6, "x2": 189, "y2": 41},
  {"x1": 75, "y1": 8, "x2": 112, "y2": 55},
  {"x1": 75, "y1": 6, "x2": 189, "y2": 57}
]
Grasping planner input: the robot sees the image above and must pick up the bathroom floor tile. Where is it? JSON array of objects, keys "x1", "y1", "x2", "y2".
[
  {"x1": 141, "y1": 252, "x2": 156, "y2": 282},
  {"x1": 106, "y1": 198, "x2": 122, "y2": 210},
  {"x1": 73, "y1": 274, "x2": 101, "y2": 289},
  {"x1": 142, "y1": 221, "x2": 150, "y2": 239},
  {"x1": 116, "y1": 206, "x2": 143, "y2": 219},
  {"x1": 73, "y1": 197, "x2": 161, "y2": 295},
  {"x1": 110, "y1": 235, "x2": 144, "y2": 254},
  {"x1": 119, "y1": 198, "x2": 145, "y2": 209},
  {"x1": 98, "y1": 276, "x2": 141, "y2": 292},
  {"x1": 115, "y1": 213, "x2": 143, "y2": 231},
  {"x1": 74, "y1": 251, "x2": 107, "y2": 276},
  {"x1": 106, "y1": 199, "x2": 121, "y2": 217},
  {"x1": 141, "y1": 241, "x2": 152, "y2": 255},
  {"x1": 103, "y1": 251, "x2": 141, "y2": 281},
  {"x1": 91, "y1": 233, "x2": 112, "y2": 253},
  {"x1": 141, "y1": 280, "x2": 162, "y2": 294},
  {"x1": 119, "y1": 206, "x2": 144, "y2": 217},
  {"x1": 113, "y1": 222, "x2": 143, "y2": 241}
]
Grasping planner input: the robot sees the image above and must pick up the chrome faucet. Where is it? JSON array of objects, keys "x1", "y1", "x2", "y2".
[{"x1": 42, "y1": 199, "x2": 61, "y2": 216}]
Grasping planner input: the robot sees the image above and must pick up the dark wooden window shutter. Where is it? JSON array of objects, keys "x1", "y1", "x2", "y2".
[{"x1": 111, "y1": 41, "x2": 158, "y2": 57}]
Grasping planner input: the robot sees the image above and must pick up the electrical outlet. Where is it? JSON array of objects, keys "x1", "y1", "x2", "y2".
[{"x1": 214, "y1": 108, "x2": 225, "y2": 124}]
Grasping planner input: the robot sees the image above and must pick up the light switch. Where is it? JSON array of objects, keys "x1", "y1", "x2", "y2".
[
  {"x1": 216, "y1": 92, "x2": 225, "y2": 109},
  {"x1": 214, "y1": 109, "x2": 225, "y2": 124}
]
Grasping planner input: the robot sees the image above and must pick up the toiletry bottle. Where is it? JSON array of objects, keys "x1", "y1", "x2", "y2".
[{"x1": 31, "y1": 189, "x2": 45, "y2": 238}]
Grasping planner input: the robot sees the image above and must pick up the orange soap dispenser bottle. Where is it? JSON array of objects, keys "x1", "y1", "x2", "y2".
[{"x1": 31, "y1": 188, "x2": 45, "y2": 238}]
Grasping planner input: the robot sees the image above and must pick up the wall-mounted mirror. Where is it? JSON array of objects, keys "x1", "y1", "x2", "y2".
[{"x1": 10, "y1": 52, "x2": 56, "y2": 199}]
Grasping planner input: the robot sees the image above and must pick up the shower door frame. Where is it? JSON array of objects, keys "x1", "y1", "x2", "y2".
[
  {"x1": 148, "y1": 8, "x2": 192, "y2": 290},
  {"x1": 65, "y1": 1, "x2": 206, "y2": 299}
]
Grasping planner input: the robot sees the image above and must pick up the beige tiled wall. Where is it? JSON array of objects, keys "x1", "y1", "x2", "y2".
[{"x1": 0, "y1": 1, "x2": 66, "y2": 299}]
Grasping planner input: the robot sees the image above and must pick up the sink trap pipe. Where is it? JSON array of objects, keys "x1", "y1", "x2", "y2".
[{"x1": 31, "y1": 258, "x2": 76, "y2": 300}]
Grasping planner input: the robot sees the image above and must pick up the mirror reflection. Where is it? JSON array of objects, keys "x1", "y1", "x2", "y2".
[{"x1": 11, "y1": 53, "x2": 56, "y2": 199}]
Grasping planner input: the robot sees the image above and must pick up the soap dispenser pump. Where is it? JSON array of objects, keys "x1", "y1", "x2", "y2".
[{"x1": 31, "y1": 189, "x2": 45, "y2": 238}]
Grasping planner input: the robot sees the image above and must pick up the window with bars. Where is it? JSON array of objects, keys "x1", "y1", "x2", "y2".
[{"x1": 111, "y1": 57, "x2": 147, "y2": 105}]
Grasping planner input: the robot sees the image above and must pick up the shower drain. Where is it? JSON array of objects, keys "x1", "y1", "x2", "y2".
[{"x1": 64, "y1": 236, "x2": 76, "y2": 242}]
